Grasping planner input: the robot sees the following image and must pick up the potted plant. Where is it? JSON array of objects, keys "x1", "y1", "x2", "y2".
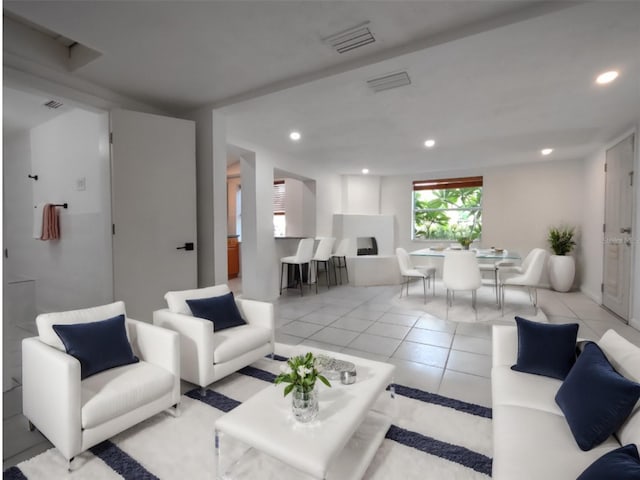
[
  {"x1": 547, "y1": 226, "x2": 576, "y2": 292},
  {"x1": 274, "y1": 352, "x2": 331, "y2": 422},
  {"x1": 454, "y1": 225, "x2": 479, "y2": 250}
]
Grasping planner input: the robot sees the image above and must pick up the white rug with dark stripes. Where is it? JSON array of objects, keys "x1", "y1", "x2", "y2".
[{"x1": 5, "y1": 348, "x2": 493, "y2": 480}]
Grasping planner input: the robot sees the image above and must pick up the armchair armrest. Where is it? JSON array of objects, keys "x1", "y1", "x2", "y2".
[
  {"x1": 153, "y1": 309, "x2": 214, "y2": 387},
  {"x1": 236, "y1": 298, "x2": 274, "y2": 331},
  {"x1": 126, "y1": 318, "x2": 180, "y2": 403},
  {"x1": 22, "y1": 337, "x2": 82, "y2": 460}
]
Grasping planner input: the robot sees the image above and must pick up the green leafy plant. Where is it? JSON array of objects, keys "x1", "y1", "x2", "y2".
[
  {"x1": 548, "y1": 226, "x2": 576, "y2": 255},
  {"x1": 274, "y1": 352, "x2": 331, "y2": 397}
]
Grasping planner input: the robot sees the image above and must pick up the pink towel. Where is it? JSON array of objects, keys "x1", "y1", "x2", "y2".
[{"x1": 40, "y1": 204, "x2": 60, "y2": 240}]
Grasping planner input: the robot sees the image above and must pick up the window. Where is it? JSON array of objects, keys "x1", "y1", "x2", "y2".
[
  {"x1": 273, "y1": 180, "x2": 286, "y2": 237},
  {"x1": 412, "y1": 176, "x2": 483, "y2": 240}
]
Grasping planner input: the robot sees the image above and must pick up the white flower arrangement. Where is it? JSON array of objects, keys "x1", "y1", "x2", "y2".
[{"x1": 274, "y1": 352, "x2": 331, "y2": 396}]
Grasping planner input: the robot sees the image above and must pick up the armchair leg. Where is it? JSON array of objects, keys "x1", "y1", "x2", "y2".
[
  {"x1": 200, "y1": 387, "x2": 207, "y2": 397},
  {"x1": 169, "y1": 403, "x2": 181, "y2": 418},
  {"x1": 68, "y1": 457, "x2": 75, "y2": 472}
]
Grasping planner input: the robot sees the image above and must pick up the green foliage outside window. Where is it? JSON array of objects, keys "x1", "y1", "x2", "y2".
[{"x1": 413, "y1": 187, "x2": 483, "y2": 240}]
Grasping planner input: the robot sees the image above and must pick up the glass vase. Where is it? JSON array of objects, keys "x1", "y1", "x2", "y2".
[{"x1": 291, "y1": 385, "x2": 318, "y2": 423}]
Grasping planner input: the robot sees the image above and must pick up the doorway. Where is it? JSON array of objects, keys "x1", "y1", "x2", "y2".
[{"x1": 602, "y1": 134, "x2": 635, "y2": 320}]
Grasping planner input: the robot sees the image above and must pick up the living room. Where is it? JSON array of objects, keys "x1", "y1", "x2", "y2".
[{"x1": 3, "y1": 1, "x2": 640, "y2": 478}]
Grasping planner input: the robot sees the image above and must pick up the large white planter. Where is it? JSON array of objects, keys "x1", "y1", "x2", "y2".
[{"x1": 548, "y1": 255, "x2": 575, "y2": 292}]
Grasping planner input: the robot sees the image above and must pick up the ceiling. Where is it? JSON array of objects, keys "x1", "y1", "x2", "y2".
[{"x1": 4, "y1": 1, "x2": 640, "y2": 175}]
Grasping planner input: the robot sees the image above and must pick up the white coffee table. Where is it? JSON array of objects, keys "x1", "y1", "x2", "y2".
[{"x1": 214, "y1": 349, "x2": 395, "y2": 479}]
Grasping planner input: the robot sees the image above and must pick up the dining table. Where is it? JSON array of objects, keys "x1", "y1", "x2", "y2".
[{"x1": 410, "y1": 247, "x2": 521, "y2": 261}]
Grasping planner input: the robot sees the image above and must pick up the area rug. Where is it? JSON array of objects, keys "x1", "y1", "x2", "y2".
[
  {"x1": 392, "y1": 280, "x2": 549, "y2": 324},
  {"x1": 4, "y1": 351, "x2": 493, "y2": 479}
]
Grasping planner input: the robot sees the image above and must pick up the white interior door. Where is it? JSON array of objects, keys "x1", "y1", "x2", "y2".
[
  {"x1": 603, "y1": 134, "x2": 635, "y2": 320},
  {"x1": 111, "y1": 109, "x2": 197, "y2": 321}
]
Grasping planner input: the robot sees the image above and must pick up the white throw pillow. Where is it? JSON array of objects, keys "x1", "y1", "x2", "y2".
[
  {"x1": 598, "y1": 329, "x2": 640, "y2": 447},
  {"x1": 165, "y1": 284, "x2": 231, "y2": 315}
]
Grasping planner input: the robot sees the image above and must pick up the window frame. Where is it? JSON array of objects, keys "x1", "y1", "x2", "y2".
[{"x1": 411, "y1": 176, "x2": 483, "y2": 241}]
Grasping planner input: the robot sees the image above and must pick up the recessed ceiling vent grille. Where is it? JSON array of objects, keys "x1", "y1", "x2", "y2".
[
  {"x1": 323, "y1": 21, "x2": 375, "y2": 54},
  {"x1": 43, "y1": 100, "x2": 64, "y2": 109},
  {"x1": 367, "y1": 71, "x2": 411, "y2": 93}
]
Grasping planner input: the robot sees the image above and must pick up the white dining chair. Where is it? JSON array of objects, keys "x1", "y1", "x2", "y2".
[
  {"x1": 479, "y1": 262, "x2": 500, "y2": 304},
  {"x1": 280, "y1": 238, "x2": 315, "y2": 296},
  {"x1": 499, "y1": 248, "x2": 548, "y2": 315},
  {"x1": 396, "y1": 247, "x2": 436, "y2": 303},
  {"x1": 331, "y1": 238, "x2": 351, "y2": 285},
  {"x1": 443, "y1": 250, "x2": 482, "y2": 320},
  {"x1": 311, "y1": 237, "x2": 336, "y2": 293}
]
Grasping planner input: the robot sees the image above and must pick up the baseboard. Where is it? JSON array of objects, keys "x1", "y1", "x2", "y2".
[{"x1": 579, "y1": 286, "x2": 602, "y2": 305}]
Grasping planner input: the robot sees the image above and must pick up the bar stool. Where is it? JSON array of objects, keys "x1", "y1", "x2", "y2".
[
  {"x1": 280, "y1": 238, "x2": 315, "y2": 296},
  {"x1": 311, "y1": 237, "x2": 335, "y2": 293},
  {"x1": 331, "y1": 238, "x2": 351, "y2": 285}
]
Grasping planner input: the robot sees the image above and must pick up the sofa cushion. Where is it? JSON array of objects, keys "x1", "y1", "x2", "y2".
[
  {"x1": 492, "y1": 404, "x2": 619, "y2": 480},
  {"x1": 53, "y1": 314, "x2": 139, "y2": 379},
  {"x1": 213, "y1": 325, "x2": 272, "y2": 364},
  {"x1": 598, "y1": 329, "x2": 640, "y2": 448},
  {"x1": 511, "y1": 316, "x2": 578, "y2": 380},
  {"x1": 36, "y1": 301, "x2": 127, "y2": 351},
  {"x1": 186, "y1": 292, "x2": 246, "y2": 332},
  {"x1": 165, "y1": 285, "x2": 230, "y2": 315},
  {"x1": 81, "y1": 361, "x2": 174, "y2": 429},
  {"x1": 555, "y1": 342, "x2": 640, "y2": 451},
  {"x1": 577, "y1": 444, "x2": 640, "y2": 480},
  {"x1": 492, "y1": 365, "x2": 563, "y2": 415}
]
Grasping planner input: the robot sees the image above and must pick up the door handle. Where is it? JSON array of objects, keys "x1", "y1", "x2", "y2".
[
  {"x1": 621, "y1": 227, "x2": 632, "y2": 234},
  {"x1": 177, "y1": 242, "x2": 194, "y2": 251}
]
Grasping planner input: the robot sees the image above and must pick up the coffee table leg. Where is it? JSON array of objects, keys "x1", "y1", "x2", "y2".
[{"x1": 215, "y1": 429, "x2": 221, "y2": 479}]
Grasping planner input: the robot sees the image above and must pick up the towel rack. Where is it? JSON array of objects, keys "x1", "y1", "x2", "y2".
[
  {"x1": 28, "y1": 174, "x2": 38, "y2": 181},
  {"x1": 53, "y1": 203, "x2": 68, "y2": 209}
]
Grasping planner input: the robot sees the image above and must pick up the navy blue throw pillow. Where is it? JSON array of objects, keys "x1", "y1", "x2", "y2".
[
  {"x1": 52, "y1": 314, "x2": 139, "y2": 380},
  {"x1": 577, "y1": 444, "x2": 640, "y2": 479},
  {"x1": 555, "y1": 342, "x2": 640, "y2": 451},
  {"x1": 511, "y1": 316, "x2": 579, "y2": 380},
  {"x1": 186, "y1": 292, "x2": 246, "y2": 332}
]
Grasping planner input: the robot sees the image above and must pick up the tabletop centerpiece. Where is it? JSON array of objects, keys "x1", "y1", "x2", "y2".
[{"x1": 274, "y1": 352, "x2": 331, "y2": 423}]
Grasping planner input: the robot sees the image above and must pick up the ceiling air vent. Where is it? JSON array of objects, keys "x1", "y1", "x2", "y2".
[
  {"x1": 43, "y1": 100, "x2": 64, "y2": 109},
  {"x1": 367, "y1": 71, "x2": 411, "y2": 93},
  {"x1": 323, "y1": 21, "x2": 375, "y2": 54}
]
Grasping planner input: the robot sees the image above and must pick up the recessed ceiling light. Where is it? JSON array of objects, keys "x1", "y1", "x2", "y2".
[
  {"x1": 541, "y1": 148, "x2": 553, "y2": 156},
  {"x1": 362, "y1": 168, "x2": 369, "y2": 174},
  {"x1": 289, "y1": 131, "x2": 301, "y2": 141},
  {"x1": 596, "y1": 70, "x2": 619, "y2": 85},
  {"x1": 424, "y1": 139, "x2": 436, "y2": 148}
]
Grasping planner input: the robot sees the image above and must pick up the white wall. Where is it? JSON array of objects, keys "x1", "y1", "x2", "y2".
[
  {"x1": 341, "y1": 175, "x2": 381, "y2": 214},
  {"x1": 3, "y1": 109, "x2": 112, "y2": 314}
]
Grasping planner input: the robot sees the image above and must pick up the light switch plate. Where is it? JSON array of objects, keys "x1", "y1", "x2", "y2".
[{"x1": 76, "y1": 177, "x2": 86, "y2": 191}]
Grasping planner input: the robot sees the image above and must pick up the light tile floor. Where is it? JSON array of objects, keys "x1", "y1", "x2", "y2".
[{"x1": 4, "y1": 279, "x2": 640, "y2": 470}]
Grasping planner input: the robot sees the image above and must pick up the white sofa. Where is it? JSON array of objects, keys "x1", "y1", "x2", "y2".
[
  {"x1": 153, "y1": 284, "x2": 274, "y2": 388},
  {"x1": 23, "y1": 301, "x2": 180, "y2": 464},
  {"x1": 492, "y1": 325, "x2": 640, "y2": 479}
]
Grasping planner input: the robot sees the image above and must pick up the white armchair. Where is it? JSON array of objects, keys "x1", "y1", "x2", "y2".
[
  {"x1": 153, "y1": 284, "x2": 274, "y2": 389},
  {"x1": 22, "y1": 301, "x2": 180, "y2": 468}
]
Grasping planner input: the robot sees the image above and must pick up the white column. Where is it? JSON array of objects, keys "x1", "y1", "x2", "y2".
[{"x1": 241, "y1": 153, "x2": 278, "y2": 300}]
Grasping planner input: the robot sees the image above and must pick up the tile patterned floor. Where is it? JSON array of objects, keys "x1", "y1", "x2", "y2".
[{"x1": 4, "y1": 280, "x2": 640, "y2": 469}]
